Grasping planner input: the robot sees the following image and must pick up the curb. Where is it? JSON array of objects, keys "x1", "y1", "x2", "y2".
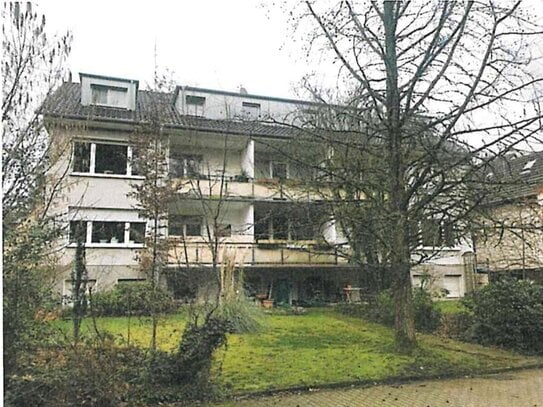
[{"x1": 223, "y1": 362, "x2": 543, "y2": 403}]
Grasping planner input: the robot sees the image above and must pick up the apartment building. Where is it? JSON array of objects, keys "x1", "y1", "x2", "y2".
[
  {"x1": 476, "y1": 152, "x2": 543, "y2": 283},
  {"x1": 43, "y1": 73, "x2": 474, "y2": 303}
]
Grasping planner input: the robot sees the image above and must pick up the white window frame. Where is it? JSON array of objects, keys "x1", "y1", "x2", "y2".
[
  {"x1": 68, "y1": 220, "x2": 145, "y2": 248},
  {"x1": 71, "y1": 140, "x2": 142, "y2": 179},
  {"x1": 90, "y1": 84, "x2": 128, "y2": 108}
]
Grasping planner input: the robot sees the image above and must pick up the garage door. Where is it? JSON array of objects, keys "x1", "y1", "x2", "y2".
[{"x1": 443, "y1": 275, "x2": 462, "y2": 298}]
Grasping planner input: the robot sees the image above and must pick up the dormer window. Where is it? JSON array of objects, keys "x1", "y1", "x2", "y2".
[
  {"x1": 186, "y1": 95, "x2": 206, "y2": 116},
  {"x1": 242, "y1": 102, "x2": 261, "y2": 120},
  {"x1": 80, "y1": 73, "x2": 138, "y2": 110},
  {"x1": 91, "y1": 84, "x2": 128, "y2": 108}
]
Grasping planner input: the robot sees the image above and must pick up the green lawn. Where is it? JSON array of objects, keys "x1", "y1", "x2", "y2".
[
  {"x1": 436, "y1": 300, "x2": 467, "y2": 315},
  {"x1": 54, "y1": 309, "x2": 541, "y2": 394}
]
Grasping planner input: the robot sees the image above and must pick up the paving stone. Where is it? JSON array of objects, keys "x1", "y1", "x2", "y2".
[{"x1": 227, "y1": 369, "x2": 543, "y2": 407}]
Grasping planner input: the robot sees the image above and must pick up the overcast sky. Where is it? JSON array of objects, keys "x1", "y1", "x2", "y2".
[
  {"x1": 38, "y1": 0, "x2": 309, "y2": 98},
  {"x1": 38, "y1": 0, "x2": 542, "y2": 100}
]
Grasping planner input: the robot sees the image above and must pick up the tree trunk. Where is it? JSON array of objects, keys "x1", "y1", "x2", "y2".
[
  {"x1": 392, "y1": 262, "x2": 416, "y2": 352},
  {"x1": 384, "y1": 1, "x2": 417, "y2": 352}
]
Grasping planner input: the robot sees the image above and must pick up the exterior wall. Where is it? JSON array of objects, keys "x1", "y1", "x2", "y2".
[
  {"x1": 80, "y1": 74, "x2": 138, "y2": 110},
  {"x1": 175, "y1": 87, "x2": 311, "y2": 122},
  {"x1": 477, "y1": 199, "x2": 543, "y2": 273},
  {"x1": 411, "y1": 246, "x2": 474, "y2": 298},
  {"x1": 47, "y1": 78, "x2": 477, "y2": 300},
  {"x1": 48, "y1": 126, "x2": 146, "y2": 295},
  {"x1": 169, "y1": 139, "x2": 245, "y2": 179}
]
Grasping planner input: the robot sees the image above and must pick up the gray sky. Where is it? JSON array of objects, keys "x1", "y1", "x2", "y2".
[
  {"x1": 38, "y1": 0, "x2": 542, "y2": 101},
  {"x1": 38, "y1": 0, "x2": 307, "y2": 97}
]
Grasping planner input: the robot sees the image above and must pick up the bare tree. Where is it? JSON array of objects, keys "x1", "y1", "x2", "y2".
[
  {"x1": 129, "y1": 71, "x2": 178, "y2": 351},
  {"x1": 278, "y1": 0, "x2": 543, "y2": 351},
  {"x1": 2, "y1": 2, "x2": 72, "y2": 374}
]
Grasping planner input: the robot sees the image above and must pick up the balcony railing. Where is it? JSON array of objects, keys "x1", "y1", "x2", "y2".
[
  {"x1": 168, "y1": 240, "x2": 347, "y2": 267},
  {"x1": 171, "y1": 175, "x2": 325, "y2": 201}
]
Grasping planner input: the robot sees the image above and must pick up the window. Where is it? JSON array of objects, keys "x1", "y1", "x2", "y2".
[
  {"x1": 69, "y1": 221, "x2": 144, "y2": 246},
  {"x1": 169, "y1": 153, "x2": 202, "y2": 178},
  {"x1": 242, "y1": 101, "x2": 261, "y2": 119},
  {"x1": 73, "y1": 142, "x2": 91, "y2": 172},
  {"x1": 185, "y1": 95, "x2": 206, "y2": 116},
  {"x1": 117, "y1": 278, "x2": 146, "y2": 285},
  {"x1": 95, "y1": 143, "x2": 128, "y2": 175},
  {"x1": 271, "y1": 162, "x2": 288, "y2": 179},
  {"x1": 129, "y1": 222, "x2": 146, "y2": 244},
  {"x1": 168, "y1": 215, "x2": 202, "y2": 237},
  {"x1": 69, "y1": 220, "x2": 88, "y2": 244},
  {"x1": 72, "y1": 141, "x2": 138, "y2": 177},
  {"x1": 91, "y1": 221, "x2": 125, "y2": 244},
  {"x1": 91, "y1": 84, "x2": 128, "y2": 108}
]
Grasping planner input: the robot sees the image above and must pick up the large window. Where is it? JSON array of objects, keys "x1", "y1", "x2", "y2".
[
  {"x1": 255, "y1": 208, "x2": 318, "y2": 241},
  {"x1": 168, "y1": 215, "x2": 202, "y2": 237},
  {"x1": 169, "y1": 153, "x2": 202, "y2": 178},
  {"x1": 185, "y1": 95, "x2": 205, "y2": 116},
  {"x1": 91, "y1": 221, "x2": 125, "y2": 244},
  {"x1": 72, "y1": 141, "x2": 138, "y2": 177},
  {"x1": 95, "y1": 143, "x2": 128, "y2": 175},
  {"x1": 68, "y1": 220, "x2": 145, "y2": 246}
]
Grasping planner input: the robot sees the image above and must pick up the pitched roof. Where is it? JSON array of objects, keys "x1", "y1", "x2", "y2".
[
  {"x1": 41, "y1": 82, "x2": 298, "y2": 139},
  {"x1": 486, "y1": 151, "x2": 543, "y2": 201}
]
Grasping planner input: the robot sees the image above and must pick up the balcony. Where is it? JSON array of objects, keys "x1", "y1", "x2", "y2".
[
  {"x1": 170, "y1": 175, "x2": 326, "y2": 202},
  {"x1": 168, "y1": 240, "x2": 346, "y2": 267}
]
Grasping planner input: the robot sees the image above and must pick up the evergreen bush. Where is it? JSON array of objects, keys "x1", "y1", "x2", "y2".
[{"x1": 463, "y1": 279, "x2": 543, "y2": 354}]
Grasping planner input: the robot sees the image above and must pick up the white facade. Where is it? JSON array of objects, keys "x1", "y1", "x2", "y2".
[{"x1": 47, "y1": 73, "x2": 474, "y2": 300}]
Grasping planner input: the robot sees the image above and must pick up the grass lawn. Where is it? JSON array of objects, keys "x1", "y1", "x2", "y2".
[
  {"x1": 53, "y1": 308, "x2": 541, "y2": 395},
  {"x1": 436, "y1": 300, "x2": 467, "y2": 315}
]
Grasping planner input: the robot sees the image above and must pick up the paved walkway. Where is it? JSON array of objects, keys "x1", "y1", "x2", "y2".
[{"x1": 225, "y1": 369, "x2": 543, "y2": 406}]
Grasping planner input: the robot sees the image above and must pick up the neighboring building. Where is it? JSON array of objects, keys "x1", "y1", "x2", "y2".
[
  {"x1": 43, "y1": 73, "x2": 475, "y2": 303},
  {"x1": 476, "y1": 151, "x2": 543, "y2": 283}
]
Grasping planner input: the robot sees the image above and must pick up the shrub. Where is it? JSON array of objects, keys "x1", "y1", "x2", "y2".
[
  {"x1": 4, "y1": 336, "x2": 147, "y2": 406},
  {"x1": 462, "y1": 279, "x2": 543, "y2": 354},
  {"x1": 140, "y1": 314, "x2": 232, "y2": 403},
  {"x1": 412, "y1": 289, "x2": 442, "y2": 333},
  {"x1": 337, "y1": 289, "x2": 442, "y2": 333},
  {"x1": 437, "y1": 312, "x2": 474, "y2": 339},
  {"x1": 90, "y1": 283, "x2": 177, "y2": 316}
]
